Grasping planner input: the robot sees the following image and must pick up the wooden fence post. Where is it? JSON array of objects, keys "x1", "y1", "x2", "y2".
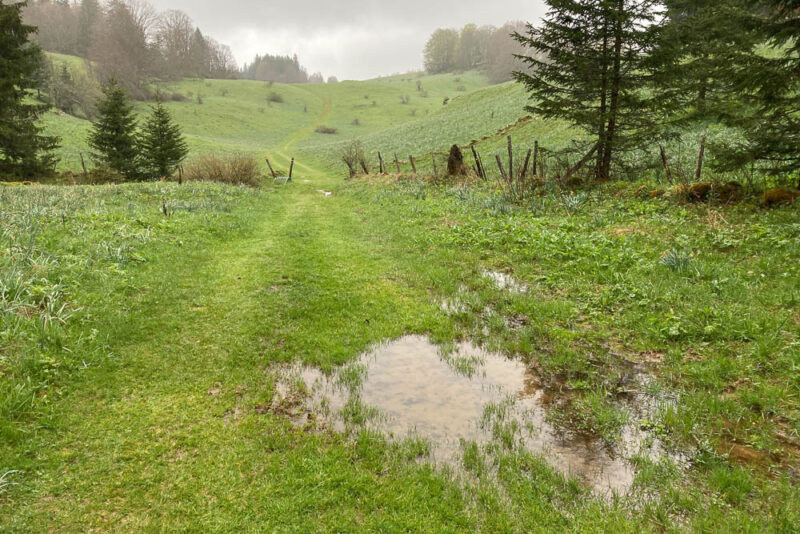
[
  {"x1": 394, "y1": 153, "x2": 401, "y2": 173},
  {"x1": 289, "y1": 158, "x2": 295, "y2": 180},
  {"x1": 378, "y1": 152, "x2": 385, "y2": 174},
  {"x1": 471, "y1": 145, "x2": 484, "y2": 180},
  {"x1": 694, "y1": 135, "x2": 706, "y2": 182},
  {"x1": 507, "y1": 136, "x2": 513, "y2": 180},
  {"x1": 563, "y1": 144, "x2": 599, "y2": 183},
  {"x1": 178, "y1": 165, "x2": 183, "y2": 185},
  {"x1": 533, "y1": 141, "x2": 539, "y2": 178},
  {"x1": 495, "y1": 155, "x2": 509, "y2": 183},
  {"x1": 659, "y1": 145, "x2": 674, "y2": 183},
  {"x1": 265, "y1": 157, "x2": 277, "y2": 178},
  {"x1": 521, "y1": 149, "x2": 532, "y2": 182},
  {"x1": 79, "y1": 153, "x2": 87, "y2": 178},
  {"x1": 409, "y1": 155, "x2": 417, "y2": 174}
]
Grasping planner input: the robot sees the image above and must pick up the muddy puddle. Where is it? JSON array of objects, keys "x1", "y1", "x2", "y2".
[{"x1": 272, "y1": 336, "x2": 682, "y2": 495}]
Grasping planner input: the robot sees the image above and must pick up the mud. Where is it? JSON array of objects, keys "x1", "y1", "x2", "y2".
[{"x1": 272, "y1": 336, "x2": 683, "y2": 494}]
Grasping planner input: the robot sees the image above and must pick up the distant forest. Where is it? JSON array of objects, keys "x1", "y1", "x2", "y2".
[
  {"x1": 241, "y1": 54, "x2": 327, "y2": 84},
  {"x1": 423, "y1": 22, "x2": 532, "y2": 84},
  {"x1": 23, "y1": 0, "x2": 325, "y2": 101}
]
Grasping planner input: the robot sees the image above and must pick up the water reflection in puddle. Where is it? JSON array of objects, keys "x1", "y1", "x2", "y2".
[{"x1": 274, "y1": 336, "x2": 678, "y2": 495}]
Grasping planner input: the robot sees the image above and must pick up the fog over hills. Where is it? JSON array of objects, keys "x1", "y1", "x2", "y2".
[{"x1": 146, "y1": 0, "x2": 547, "y2": 79}]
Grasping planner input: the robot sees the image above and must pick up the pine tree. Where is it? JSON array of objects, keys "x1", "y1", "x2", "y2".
[
  {"x1": 655, "y1": 0, "x2": 758, "y2": 120},
  {"x1": 139, "y1": 101, "x2": 189, "y2": 180},
  {"x1": 514, "y1": 0, "x2": 662, "y2": 181},
  {"x1": 52, "y1": 63, "x2": 80, "y2": 115},
  {"x1": 88, "y1": 79, "x2": 140, "y2": 180},
  {"x1": 714, "y1": 1, "x2": 800, "y2": 184},
  {"x1": 0, "y1": 0, "x2": 60, "y2": 179}
]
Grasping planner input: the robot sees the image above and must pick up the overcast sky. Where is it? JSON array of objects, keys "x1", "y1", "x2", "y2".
[{"x1": 146, "y1": 1, "x2": 548, "y2": 80}]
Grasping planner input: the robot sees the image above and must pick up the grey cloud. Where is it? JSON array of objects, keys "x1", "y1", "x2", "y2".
[{"x1": 146, "y1": 0, "x2": 547, "y2": 79}]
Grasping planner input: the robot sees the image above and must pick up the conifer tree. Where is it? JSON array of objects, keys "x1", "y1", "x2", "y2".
[
  {"x1": 714, "y1": 1, "x2": 800, "y2": 183},
  {"x1": 655, "y1": 0, "x2": 758, "y2": 120},
  {"x1": 0, "y1": 0, "x2": 59, "y2": 179},
  {"x1": 514, "y1": 0, "x2": 663, "y2": 181},
  {"x1": 139, "y1": 101, "x2": 188, "y2": 180},
  {"x1": 88, "y1": 79, "x2": 140, "y2": 179}
]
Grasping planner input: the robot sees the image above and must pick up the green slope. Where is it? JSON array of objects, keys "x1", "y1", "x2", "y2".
[{"x1": 40, "y1": 56, "x2": 547, "y2": 173}]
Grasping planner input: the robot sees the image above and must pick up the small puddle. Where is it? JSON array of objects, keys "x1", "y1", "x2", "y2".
[
  {"x1": 273, "y1": 336, "x2": 680, "y2": 495},
  {"x1": 483, "y1": 270, "x2": 528, "y2": 293}
]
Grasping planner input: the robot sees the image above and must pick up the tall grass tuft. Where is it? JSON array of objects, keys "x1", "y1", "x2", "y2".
[{"x1": 184, "y1": 154, "x2": 262, "y2": 187}]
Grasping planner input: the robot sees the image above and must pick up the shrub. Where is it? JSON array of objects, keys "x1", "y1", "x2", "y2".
[
  {"x1": 351, "y1": 118, "x2": 361, "y2": 126},
  {"x1": 169, "y1": 92, "x2": 188, "y2": 102},
  {"x1": 184, "y1": 154, "x2": 262, "y2": 187},
  {"x1": 315, "y1": 125, "x2": 338, "y2": 135},
  {"x1": 267, "y1": 91, "x2": 284, "y2": 103},
  {"x1": 341, "y1": 140, "x2": 367, "y2": 178}
]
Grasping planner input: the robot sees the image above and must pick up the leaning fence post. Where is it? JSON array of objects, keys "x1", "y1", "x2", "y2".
[
  {"x1": 265, "y1": 157, "x2": 277, "y2": 178},
  {"x1": 471, "y1": 145, "x2": 484, "y2": 180},
  {"x1": 409, "y1": 155, "x2": 417, "y2": 174},
  {"x1": 694, "y1": 135, "x2": 706, "y2": 182},
  {"x1": 495, "y1": 155, "x2": 509, "y2": 183},
  {"x1": 79, "y1": 153, "x2": 88, "y2": 178},
  {"x1": 521, "y1": 149, "x2": 532, "y2": 182},
  {"x1": 394, "y1": 153, "x2": 401, "y2": 173}
]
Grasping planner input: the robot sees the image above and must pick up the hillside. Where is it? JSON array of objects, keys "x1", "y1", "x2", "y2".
[{"x1": 41, "y1": 55, "x2": 567, "y2": 175}]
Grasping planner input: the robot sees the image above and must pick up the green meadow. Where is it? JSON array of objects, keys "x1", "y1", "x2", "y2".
[{"x1": 1, "y1": 55, "x2": 799, "y2": 531}]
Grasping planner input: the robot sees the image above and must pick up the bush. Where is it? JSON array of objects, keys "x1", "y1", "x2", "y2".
[
  {"x1": 315, "y1": 125, "x2": 338, "y2": 134},
  {"x1": 267, "y1": 91, "x2": 284, "y2": 103},
  {"x1": 169, "y1": 92, "x2": 188, "y2": 102},
  {"x1": 341, "y1": 140, "x2": 367, "y2": 178},
  {"x1": 184, "y1": 154, "x2": 262, "y2": 187}
]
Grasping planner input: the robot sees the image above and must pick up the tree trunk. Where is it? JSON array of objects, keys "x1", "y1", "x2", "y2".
[
  {"x1": 601, "y1": 0, "x2": 625, "y2": 182},
  {"x1": 596, "y1": 24, "x2": 610, "y2": 181},
  {"x1": 695, "y1": 134, "x2": 707, "y2": 182}
]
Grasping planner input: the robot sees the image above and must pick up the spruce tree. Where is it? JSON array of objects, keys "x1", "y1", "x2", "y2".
[
  {"x1": 0, "y1": 0, "x2": 60, "y2": 179},
  {"x1": 139, "y1": 101, "x2": 188, "y2": 180},
  {"x1": 88, "y1": 79, "x2": 140, "y2": 180},
  {"x1": 656, "y1": 0, "x2": 759, "y2": 120},
  {"x1": 514, "y1": 0, "x2": 662, "y2": 181},
  {"x1": 715, "y1": 1, "x2": 800, "y2": 183}
]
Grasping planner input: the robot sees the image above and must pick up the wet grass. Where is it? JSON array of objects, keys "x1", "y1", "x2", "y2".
[
  {"x1": 5, "y1": 63, "x2": 800, "y2": 529},
  {"x1": 1, "y1": 170, "x2": 797, "y2": 530}
]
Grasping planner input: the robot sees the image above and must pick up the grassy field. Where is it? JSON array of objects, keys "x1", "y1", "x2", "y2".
[{"x1": 2, "y1": 58, "x2": 799, "y2": 531}]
